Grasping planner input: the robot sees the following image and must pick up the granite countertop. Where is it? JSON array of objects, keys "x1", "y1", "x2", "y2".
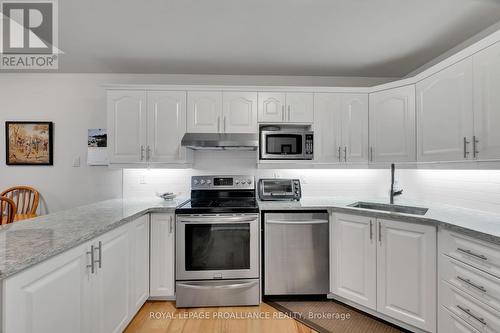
[
  {"x1": 1, "y1": 195, "x2": 500, "y2": 282},
  {"x1": 0, "y1": 197, "x2": 188, "y2": 281},
  {"x1": 258, "y1": 197, "x2": 500, "y2": 244}
]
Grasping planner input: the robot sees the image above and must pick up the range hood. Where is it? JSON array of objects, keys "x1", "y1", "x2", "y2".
[{"x1": 181, "y1": 133, "x2": 258, "y2": 151}]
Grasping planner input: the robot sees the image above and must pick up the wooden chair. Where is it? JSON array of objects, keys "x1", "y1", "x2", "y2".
[
  {"x1": 0, "y1": 197, "x2": 17, "y2": 224},
  {"x1": 1, "y1": 186, "x2": 39, "y2": 221}
]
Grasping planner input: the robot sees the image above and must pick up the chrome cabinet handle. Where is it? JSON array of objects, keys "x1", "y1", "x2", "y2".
[
  {"x1": 378, "y1": 221, "x2": 382, "y2": 244},
  {"x1": 224, "y1": 116, "x2": 227, "y2": 133},
  {"x1": 456, "y1": 305, "x2": 487, "y2": 326},
  {"x1": 217, "y1": 116, "x2": 221, "y2": 132},
  {"x1": 464, "y1": 137, "x2": 470, "y2": 158},
  {"x1": 457, "y1": 276, "x2": 487, "y2": 293},
  {"x1": 457, "y1": 247, "x2": 488, "y2": 261},
  {"x1": 140, "y1": 145, "x2": 145, "y2": 161},
  {"x1": 87, "y1": 245, "x2": 95, "y2": 274},
  {"x1": 281, "y1": 105, "x2": 285, "y2": 121},
  {"x1": 146, "y1": 146, "x2": 151, "y2": 161},
  {"x1": 344, "y1": 146, "x2": 347, "y2": 162},
  {"x1": 338, "y1": 146, "x2": 342, "y2": 162},
  {"x1": 287, "y1": 105, "x2": 291, "y2": 121},
  {"x1": 369, "y1": 220, "x2": 373, "y2": 240},
  {"x1": 473, "y1": 136, "x2": 479, "y2": 158},
  {"x1": 94, "y1": 241, "x2": 102, "y2": 269},
  {"x1": 169, "y1": 216, "x2": 173, "y2": 234},
  {"x1": 370, "y1": 147, "x2": 374, "y2": 162}
]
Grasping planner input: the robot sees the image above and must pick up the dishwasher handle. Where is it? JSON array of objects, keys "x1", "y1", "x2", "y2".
[{"x1": 266, "y1": 219, "x2": 328, "y2": 225}]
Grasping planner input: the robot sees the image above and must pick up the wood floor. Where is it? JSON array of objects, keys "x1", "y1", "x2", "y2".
[{"x1": 124, "y1": 301, "x2": 317, "y2": 333}]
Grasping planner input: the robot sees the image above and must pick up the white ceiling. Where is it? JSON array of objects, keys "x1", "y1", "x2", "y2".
[{"x1": 58, "y1": 0, "x2": 500, "y2": 77}]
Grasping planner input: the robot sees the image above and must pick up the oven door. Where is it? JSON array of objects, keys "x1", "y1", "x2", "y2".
[
  {"x1": 176, "y1": 214, "x2": 259, "y2": 280},
  {"x1": 260, "y1": 131, "x2": 306, "y2": 159}
]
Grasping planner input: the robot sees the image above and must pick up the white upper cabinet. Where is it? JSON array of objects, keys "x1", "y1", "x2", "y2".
[
  {"x1": 147, "y1": 91, "x2": 187, "y2": 163},
  {"x1": 107, "y1": 90, "x2": 147, "y2": 164},
  {"x1": 369, "y1": 85, "x2": 416, "y2": 163},
  {"x1": 258, "y1": 92, "x2": 286, "y2": 122},
  {"x1": 313, "y1": 93, "x2": 342, "y2": 163},
  {"x1": 313, "y1": 93, "x2": 368, "y2": 163},
  {"x1": 107, "y1": 90, "x2": 189, "y2": 165},
  {"x1": 341, "y1": 94, "x2": 369, "y2": 162},
  {"x1": 377, "y1": 219, "x2": 436, "y2": 332},
  {"x1": 286, "y1": 92, "x2": 314, "y2": 123},
  {"x1": 331, "y1": 213, "x2": 377, "y2": 309},
  {"x1": 258, "y1": 92, "x2": 313, "y2": 123},
  {"x1": 187, "y1": 91, "x2": 223, "y2": 133},
  {"x1": 473, "y1": 41, "x2": 500, "y2": 160},
  {"x1": 416, "y1": 58, "x2": 474, "y2": 162},
  {"x1": 222, "y1": 92, "x2": 258, "y2": 133}
]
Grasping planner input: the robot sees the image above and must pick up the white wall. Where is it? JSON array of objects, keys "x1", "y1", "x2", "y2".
[
  {"x1": 123, "y1": 152, "x2": 500, "y2": 214},
  {"x1": 0, "y1": 73, "x2": 393, "y2": 213}
]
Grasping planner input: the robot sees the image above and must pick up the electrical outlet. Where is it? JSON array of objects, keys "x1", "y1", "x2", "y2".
[
  {"x1": 72, "y1": 156, "x2": 80, "y2": 167},
  {"x1": 139, "y1": 175, "x2": 146, "y2": 184}
]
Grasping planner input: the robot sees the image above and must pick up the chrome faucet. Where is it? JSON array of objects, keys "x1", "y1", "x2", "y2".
[{"x1": 390, "y1": 163, "x2": 403, "y2": 204}]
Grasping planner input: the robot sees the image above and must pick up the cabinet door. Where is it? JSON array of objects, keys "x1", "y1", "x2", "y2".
[
  {"x1": 129, "y1": 215, "x2": 150, "y2": 313},
  {"x1": 147, "y1": 91, "x2": 188, "y2": 163},
  {"x1": 258, "y1": 92, "x2": 286, "y2": 122},
  {"x1": 3, "y1": 243, "x2": 92, "y2": 333},
  {"x1": 92, "y1": 225, "x2": 131, "y2": 333},
  {"x1": 331, "y1": 213, "x2": 376, "y2": 309},
  {"x1": 416, "y1": 58, "x2": 474, "y2": 162},
  {"x1": 107, "y1": 90, "x2": 147, "y2": 164},
  {"x1": 150, "y1": 213, "x2": 175, "y2": 298},
  {"x1": 473, "y1": 41, "x2": 500, "y2": 160},
  {"x1": 286, "y1": 92, "x2": 313, "y2": 123},
  {"x1": 341, "y1": 94, "x2": 369, "y2": 162},
  {"x1": 377, "y1": 219, "x2": 436, "y2": 332},
  {"x1": 369, "y1": 85, "x2": 416, "y2": 163},
  {"x1": 187, "y1": 91, "x2": 222, "y2": 133},
  {"x1": 222, "y1": 92, "x2": 258, "y2": 133},
  {"x1": 313, "y1": 93, "x2": 342, "y2": 163}
]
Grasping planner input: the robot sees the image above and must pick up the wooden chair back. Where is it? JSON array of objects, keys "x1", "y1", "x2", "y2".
[
  {"x1": 1, "y1": 186, "x2": 39, "y2": 215},
  {"x1": 0, "y1": 197, "x2": 17, "y2": 224}
]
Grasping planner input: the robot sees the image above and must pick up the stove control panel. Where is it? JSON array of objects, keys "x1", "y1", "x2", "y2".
[{"x1": 192, "y1": 175, "x2": 255, "y2": 190}]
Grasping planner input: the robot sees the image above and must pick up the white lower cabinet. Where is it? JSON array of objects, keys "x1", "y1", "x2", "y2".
[
  {"x1": 150, "y1": 213, "x2": 176, "y2": 298},
  {"x1": 330, "y1": 213, "x2": 437, "y2": 332},
  {"x1": 377, "y1": 219, "x2": 437, "y2": 332},
  {"x1": 438, "y1": 229, "x2": 500, "y2": 333},
  {"x1": 3, "y1": 242, "x2": 92, "y2": 333},
  {"x1": 330, "y1": 213, "x2": 376, "y2": 308},
  {"x1": 2, "y1": 215, "x2": 151, "y2": 333}
]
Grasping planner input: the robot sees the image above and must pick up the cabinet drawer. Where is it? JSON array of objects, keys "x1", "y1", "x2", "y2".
[
  {"x1": 440, "y1": 254, "x2": 500, "y2": 312},
  {"x1": 439, "y1": 230, "x2": 500, "y2": 278},
  {"x1": 439, "y1": 305, "x2": 479, "y2": 333},
  {"x1": 440, "y1": 281, "x2": 500, "y2": 332}
]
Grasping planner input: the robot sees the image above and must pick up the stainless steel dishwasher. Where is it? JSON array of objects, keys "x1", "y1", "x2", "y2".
[{"x1": 264, "y1": 211, "x2": 329, "y2": 296}]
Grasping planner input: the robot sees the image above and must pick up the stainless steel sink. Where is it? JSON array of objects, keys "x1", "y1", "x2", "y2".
[{"x1": 348, "y1": 202, "x2": 429, "y2": 216}]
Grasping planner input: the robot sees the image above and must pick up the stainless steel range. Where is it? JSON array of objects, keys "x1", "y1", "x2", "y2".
[{"x1": 175, "y1": 175, "x2": 260, "y2": 308}]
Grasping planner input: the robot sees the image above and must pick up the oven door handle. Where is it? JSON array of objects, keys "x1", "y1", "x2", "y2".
[
  {"x1": 178, "y1": 216, "x2": 258, "y2": 223},
  {"x1": 266, "y1": 219, "x2": 328, "y2": 225},
  {"x1": 177, "y1": 280, "x2": 259, "y2": 290}
]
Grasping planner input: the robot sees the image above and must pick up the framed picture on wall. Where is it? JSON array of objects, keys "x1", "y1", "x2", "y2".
[{"x1": 5, "y1": 121, "x2": 54, "y2": 165}]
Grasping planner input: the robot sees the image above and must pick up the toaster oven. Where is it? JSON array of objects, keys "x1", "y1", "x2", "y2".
[{"x1": 258, "y1": 179, "x2": 301, "y2": 201}]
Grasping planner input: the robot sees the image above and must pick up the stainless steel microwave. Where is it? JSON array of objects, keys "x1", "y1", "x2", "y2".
[{"x1": 260, "y1": 127, "x2": 313, "y2": 160}]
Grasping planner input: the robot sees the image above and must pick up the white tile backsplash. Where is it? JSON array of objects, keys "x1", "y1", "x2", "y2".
[{"x1": 122, "y1": 152, "x2": 500, "y2": 214}]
